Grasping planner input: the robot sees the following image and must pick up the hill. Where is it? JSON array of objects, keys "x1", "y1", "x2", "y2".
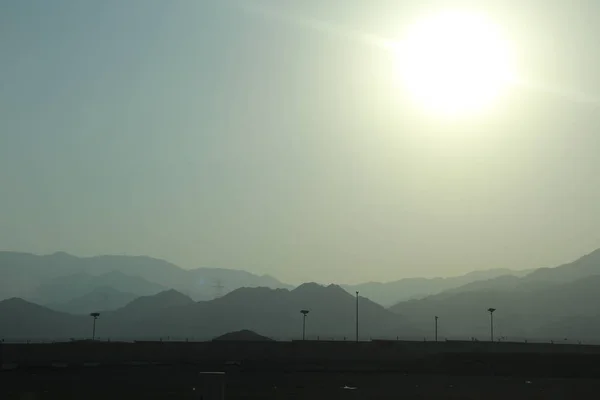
[
  {"x1": 112, "y1": 289, "x2": 195, "y2": 321},
  {"x1": 213, "y1": 329, "x2": 273, "y2": 341},
  {"x1": 33, "y1": 271, "x2": 165, "y2": 305},
  {"x1": 0, "y1": 251, "x2": 292, "y2": 304},
  {"x1": 0, "y1": 298, "x2": 88, "y2": 339},
  {"x1": 434, "y1": 248, "x2": 600, "y2": 298},
  {"x1": 113, "y1": 283, "x2": 419, "y2": 340},
  {"x1": 0, "y1": 285, "x2": 418, "y2": 341},
  {"x1": 390, "y1": 274, "x2": 600, "y2": 342},
  {"x1": 524, "y1": 247, "x2": 600, "y2": 284},
  {"x1": 46, "y1": 286, "x2": 139, "y2": 315},
  {"x1": 387, "y1": 248, "x2": 600, "y2": 340},
  {"x1": 343, "y1": 268, "x2": 529, "y2": 306}
]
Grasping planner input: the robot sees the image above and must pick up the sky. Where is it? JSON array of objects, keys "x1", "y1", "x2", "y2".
[{"x1": 2, "y1": 0, "x2": 600, "y2": 284}]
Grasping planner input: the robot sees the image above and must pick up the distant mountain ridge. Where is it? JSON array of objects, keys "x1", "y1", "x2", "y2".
[
  {"x1": 4, "y1": 245, "x2": 600, "y2": 342},
  {"x1": 342, "y1": 268, "x2": 531, "y2": 306},
  {"x1": 0, "y1": 251, "x2": 293, "y2": 307},
  {"x1": 389, "y1": 248, "x2": 600, "y2": 342},
  {"x1": 0, "y1": 284, "x2": 419, "y2": 341},
  {"x1": 525, "y1": 248, "x2": 600, "y2": 283},
  {"x1": 431, "y1": 248, "x2": 600, "y2": 298},
  {"x1": 4, "y1": 247, "x2": 600, "y2": 327},
  {"x1": 46, "y1": 286, "x2": 139, "y2": 315},
  {"x1": 33, "y1": 271, "x2": 166, "y2": 305}
]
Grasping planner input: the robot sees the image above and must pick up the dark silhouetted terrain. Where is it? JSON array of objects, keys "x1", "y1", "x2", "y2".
[
  {"x1": 0, "y1": 284, "x2": 418, "y2": 341},
  {"x1": 391, "y1": 249, "x2": 600, "y2": 341},
  {"x1": 213, "y1": 329, "x2": 273, "y2": 341},
  {"x1": 0, "y1": 298, "x2": 88, "y2": 339}
]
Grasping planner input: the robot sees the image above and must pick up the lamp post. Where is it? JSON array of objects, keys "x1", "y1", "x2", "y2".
[
  {"x1": 487, "y1": 308, "x2": 496, "y2": 342},
  {"x1": 300, "y1": 310, "x2": 309, "y2": 340},
  {"x1": 435, "y1": 316, "x2": 439, "y2": 342},
  {"x1": 355, "y1": 291, "x2": 359, "y2": 343},
  {"x1": 90, "y1": 312, "x2": 100, "y2": 340}
]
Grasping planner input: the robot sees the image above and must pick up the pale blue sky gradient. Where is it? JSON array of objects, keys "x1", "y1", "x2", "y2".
[{"x1": 2, "y1": 0, "x2": 600, "y2": 284}]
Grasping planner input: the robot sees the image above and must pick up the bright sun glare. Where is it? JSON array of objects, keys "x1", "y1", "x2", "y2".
[{"x1": 396, "y1": 11, "x2": 517, "y2": 116}]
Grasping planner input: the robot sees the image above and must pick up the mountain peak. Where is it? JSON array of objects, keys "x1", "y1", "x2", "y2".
[
  {"x1": 293, "y1": 282, "x2": 349, "y2": 295},
  {"x1": 293, "y1": 282, "x2": 323, "y2": 293},
  {"x1": 0, "y1": 297, "x2": 58, "y2": 314},
  {"x1": 144, "y1": 289, "x2": 193, "y2": 303},
  {"x1": 0, "y1": 297, "x2": 32, "y2": 306},
  {"x1": 119, "y1": 289, "x2": 194, "y2": 312}
]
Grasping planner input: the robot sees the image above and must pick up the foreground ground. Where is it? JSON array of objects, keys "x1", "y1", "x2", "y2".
[
  {"x1": 3, "y1": 341, "x2": 600, "y2": 398},
  {"x1": 3, "y1": 365, "x2": 600, "y2": 399}
]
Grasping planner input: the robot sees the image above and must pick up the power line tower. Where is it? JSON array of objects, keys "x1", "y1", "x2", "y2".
[{"x1": 213, "y1": 280, "x2": 225, "y2": 298}]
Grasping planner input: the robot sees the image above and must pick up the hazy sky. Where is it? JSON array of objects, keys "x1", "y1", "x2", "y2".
[{"x1": 2, "y1": 0, "x2": 600, "y2": 284}]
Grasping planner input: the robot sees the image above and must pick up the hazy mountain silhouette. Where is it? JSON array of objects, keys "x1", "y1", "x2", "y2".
[
  {"x1": 5, "y1": 248, "x2": 600, "y2": 342},
  {"x1": 390, "y1": 275, "x2": 600, "y2": 341},
  {"x1": 524, "y1": 248, "x2": 600, "y2": 283},
  {"x1": 0, "y1": 285, "x2": 419, "y2": 341},
  {"x1": 440, "y1": 275, "x2": 524, "y2": 295},
  {"x1": 0, "y1": 251, "x2": 292, "y2": 303},
  {"x1": 33, "y1": 271, "x2": 165, "y2": 305},
  {"x1": 433, "y1": 248, "x2": 600, "y2": 297},
  {"x1": 0, "y1": 252, "x2": 83, "y2": 299},
  {"x1": 4, "y1": 273, "x2": 600, "y2": 342},
  {"x1": 46, "y1": 286, "x2": 139, "y2": 315},
  {"x1": 0, "y1": 298, "x2": 88, "y2": 339},
  {"x1": 111, "y1": 289, "x2": 195, "y2": 321},
  {"x1": 386, "y1": 248, "x2": 600, "y2": 341},
  {"x1": 185, "y1": 283, "x2": 418, "y2": 340},
  {"x1": 184, "y1": 267, "x2": 289, "y2": 297},
  {"x1": 343, "y1": 268, "x2": 530, "y2": 306}
]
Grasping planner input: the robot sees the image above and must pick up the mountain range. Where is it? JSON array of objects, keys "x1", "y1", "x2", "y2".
[
  {"x1": 342, "y1": 268, "x2": 531, "y2": 306},
  {"x1": 390, "y1": 248, "x2": 600, "y2": 342},
  {"x1": 46, "y1": 286, "x2": 140, "y2": 315},
  {"x1": 2, "y1": 248, "x2": 600, "y2": 342},
  {"x1": 0, "y1": 251, "x2": 292, "y2": 311},
  {"x1": 0, "y1": 251, "x2": 534, "y2": 313},
  {"x1": 0, "y1": 284, "x2": 418, "y2": 341}
]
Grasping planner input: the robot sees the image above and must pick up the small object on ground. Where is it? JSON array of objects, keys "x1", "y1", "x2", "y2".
[{"x1": 342, "y1": 385, "x2": 357, "y2": 390}]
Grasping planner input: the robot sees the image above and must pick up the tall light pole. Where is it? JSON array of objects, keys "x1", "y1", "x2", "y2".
[
  {"x1": 355, "y1": 291, "x2": 359, "y2": 343},
  {"x1": 487, "y1": 308, "x2": 496, "y2": 342},
  {"x1": 90, "y1": 312, "x2": 100, "y2": 340},
  {"x1": 435, "y1": 316, "x2": 439, "y2": 342},
  {"x1": 300, "y1": 310, "x2": 309, "y2": 340}
]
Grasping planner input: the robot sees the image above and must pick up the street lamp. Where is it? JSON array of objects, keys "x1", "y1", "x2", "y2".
[
  {"x1": 435, "y1": 316, "x2": 439, "y2": 342},
  {"x1": 300, "y1": 310, "x2": 309, "y2": 340},
  {"x1": 355, "y1": 291, "x2": 359, "y2": 343},
  {"x1": 487, "y1": 308, "x2": 496, "y2": 342},
  {"x1": 90, "y1": 312, "x2": 100, "y2": 340}
]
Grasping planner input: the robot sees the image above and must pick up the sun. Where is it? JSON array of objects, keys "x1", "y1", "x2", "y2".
[{"x1": 395, "y1": 10, "x2": 517, "y2": 116}]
